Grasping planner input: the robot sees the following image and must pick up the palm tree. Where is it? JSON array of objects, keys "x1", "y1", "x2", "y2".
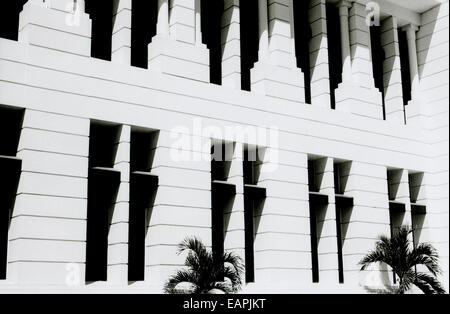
[
  {"x1": 359, "y1": 225, "x2": 446, "y2": 294},
  {"x1": 164, "y1": 237, "x2": 245, "y2": 294}
]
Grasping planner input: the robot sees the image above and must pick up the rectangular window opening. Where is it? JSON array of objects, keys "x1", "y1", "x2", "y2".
[
  {"x1": 86, "y1": 0, "x2": 114, "y2": 61},
  {"x1": 131, "y1": 0, "x2": 158, "y2": 69},
  {"x1": 240, "y1": 0, "x2": 259, "y2": 91},
  {"x1": 0, "y1": 1, "x2": 27, "y2": 41},
  {"x1": 243, "y1": 145, "x2": 266, "y2": 283},
  {"x1": 202, "y1": 0, "x2": 225, "y2": 85},
  {"x1": 293, "y1": 0, "x2": 312, "y2": 104},
  {"x1": 398, "y1": 29, "x2": 412, "y2": 124},
  {"x1": 211, "y1": 141, "x2": 236, "y2": 267},
  {"x1": 308, "y1": 157, "x2": 329, "y2": 283},
  {"x1": 325, "y1": 4, "x2": 342, "y2": 110},
  {"x1": 0, "y1": 106, "x2": 24, "y2": 280},
  {"x1": 334, "y1": 161, "x2": 354, "y2": 284},
  {"x1": 85, "y1": 122, "x2": 122, "y2": 282},
  {"x1": 370, "y1": 26, "x2": 386, "y2": 120},
  {"x1": 128, "y1": 129, "x2": 159, "y2": 282}
]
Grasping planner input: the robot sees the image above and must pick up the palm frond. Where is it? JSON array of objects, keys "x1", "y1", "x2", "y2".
[
  {"x1": 414, "y1": 272, "x2": 447, "y2": 295},
  {"x1": 164, "y1": 268, "x2": 199, "y2": 294},
  {"x1": 359, "y1": 248, "x2": 390, "y2": 270},
  {"x1": 398, "y1": 269, "x2": 416, "y2": 294},
  {"x1": 408, "y1": 243, "x2": 441, "y2": 276}
]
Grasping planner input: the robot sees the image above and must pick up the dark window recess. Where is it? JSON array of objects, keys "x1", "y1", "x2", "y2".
[
  {"x1": 370, "y1": 26, "x2": 386, "y2": 120},
  {"x1": 308, "y1": 158, "x2": 331, "y2": 283},
  {"x1": 308, "y1": 192, "x2": 328, "y2": 283},
  {"x1": 411, "y1": 204, "x2": 426, "y2": 247},
  {"x1": 128, "y1": 130, "x2": 159, "y2": 282},
  {"x1": 325, "y1": 4, "x2": 342, "y2": 110},
  {"x1": 202, "y1": 0, "x2": 225, "y2": 85},
  {"x1": 211, "y1": 142, "x2": 235, "y2": 266},
  {"x1": 85, "y1": 123, "x2": 121, "y2": 282},
  {"x1": 0, "y1": 0, "x2": 27, "y2": 41},
  {"x1": 86, "y1": 0, "x2": 114, "y2": 61},
  {"x1": 240, "y1": 0, "x2": 259, "y2": 91},
  {"x1": 398, "y1": 29, "x2": 412, "y2": 121},
  {"x1": 0, "y1": 106, "x2": 23, "y2": 280},
  {"x1": 293, "y1": 0, "x2": 312, "y2": 104},
  {"x1": 409, "y1": 172, "x2": 426, "y2": 247},
  {"x1": 243, "y1": 147, "x2": 265, "y2": 283},
  {"x1": 389, "y1": 201, "x2": 406, "y2": 237},
  {"x1": 333, "y1": 162, "x2": 353, "y2": 284},
  {"x1": 0, "y1": 106, "x2": 24, "y2": 157},
  {"x1": 131, "y1": 0, "x2": 158, "y2": 69}
]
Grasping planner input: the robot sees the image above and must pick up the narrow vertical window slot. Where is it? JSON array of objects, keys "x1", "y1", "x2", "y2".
[
  {"x1": 398, "y1": 29, "x2": 412, "y2": 122},
  {"x1": 293, "y1": 0, "x2": 312, "y2": 104},
  {"x1": 243, "y1": 145, "x2": 266, "y2": 283},
  {"x1": 370, "y1": 26, "x2": 386, "y2": 120},
  {"x1": 308, "y1": 157, "x2": 329, "y2": 283},
  {"x1": 211, "y1": 141, "x2": 235, "y2": 265},
  {"x1": 128, "y1": 129, "x2": 159, "y2": 282},
  {"x1": 86, "y1": 122, "x2": 121, "y2": 282},
  {"x1": 325, "y1": 4, "x2": 342, "y2": 110},
  {"x1": 333, "y1": 161, "x2": 353, "y2": 284},
  {"x1": 131, "y1": 0, "x2": 158, "y2": 69},
  {"x1": 0, "y1": 1, "x2": 27, "y2": 41},
  {"x1": 0, "y1": 106, "x2": 24, "y2": 280},
  {"x1": 307, "y1": 157, "x2": 330, "y2": 283},
  {"x1": 240, "y1": 0, "x2": 259, "y2": 91},
  {"x1": 86, "y1": 0, "x2": 115, "y2": 61},
  {"x1": 387, "y1": 169, "x2": 406, "y2": 236},
  {"x1": 202, "y1": 0, "x2": 225, "y2": 85},
  {"x1": 409, "y1": 172, "x2": 426, "y2": 247}
]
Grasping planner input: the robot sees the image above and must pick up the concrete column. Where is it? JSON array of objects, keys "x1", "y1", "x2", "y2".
[
  {"x1": 381, "y1": 17, "x2": 405, "y2": 123},
  {"x1": 18, "y1": 0, "x2": 92, "y2": 56},
  {"x1": 195, "y1": 0, "x2": 202, "y2": 46},
  {"x1": 334, "y1": 1, "x2": 383, "y2": 120},
  {"x1": 108, "y1": 125, "x2": 131, "y2": 284},
  {"x1": 221, "y1": 0, "x2": 242, "y2": 89},
  {"x1": 349, "y1": 2, "x2": 376, "y2": 88},
  {"x1": 157, "y1": 0, "x2": 170, "y2": 37},
  {"x1": 7, "y1": 110, "x2": 90, "y2": 284},
  {"x1": 252, "y1": 150, "x2": 311, "y2": 288},
  {"x1": 149, "y1": 0, "x2": 210, "y2": 82},
  {"x1": 338, "y1": 1, "x2": 352, "y2": 83},
  {"x1": 112, "y1": 0, "x2": 132, "y2": 65},
  {"x1": 145, "y1": 130, "x2": 211, "y2": 291},
  {"x1": 309, "y1": 0, "x2": 331, "y2": 108},
  {"x1": 251, "y1": 0, "x2": 305, "y2": 103},
  {"x1": 343, "y1": 162, "x2": 391, "y2": 288},
  {"x1": 258, "y1": 0, "x2": 270, "y2": 62}
]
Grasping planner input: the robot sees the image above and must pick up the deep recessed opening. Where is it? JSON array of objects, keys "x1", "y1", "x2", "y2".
[
  {"x1": 370, "y1": 25, "x2": 387, "y2": 120},
  {"x1": 86, "y1": 0, "x2": 114, "y2": 61},
  {"x1": 293, "y1": 0, "x2": 312, "y2": 104},
  {"x1": 0, "y1": 105, "x2": 23, "y2": 280},
  {"x1": 240, "y1": 0, "x2": 259, "y2": 91},
  {"x1": 131, "y1": 0, "x2": 158, "y2": 69},
  {"x1": 85, "y1": 121, "x2": 121, "y2": 282},
  {"x1": 202, "y1": 0, "x2": 225, "y2": 85},
  {"x1": 128, "y1": 128, "x2": 159, "y2": 282},
  {"x1": 325, "y1": 4, "x2": 342, "y2": 110},
  {"x1": 0, "y1": 0, "x2": 27, "y2": 41}
]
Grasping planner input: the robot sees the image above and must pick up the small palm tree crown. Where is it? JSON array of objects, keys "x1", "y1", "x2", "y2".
[
  {"x1": 164, "y1": 237, "x2": 245, "y2": 294},
  {"x1": 359, "y1": 226, "x2": 446, "y2": 294}
]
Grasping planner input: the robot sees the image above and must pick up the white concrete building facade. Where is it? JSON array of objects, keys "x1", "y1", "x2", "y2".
[{"x1": 0, "y1": 0, "x2": 448, "y2": 293}]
